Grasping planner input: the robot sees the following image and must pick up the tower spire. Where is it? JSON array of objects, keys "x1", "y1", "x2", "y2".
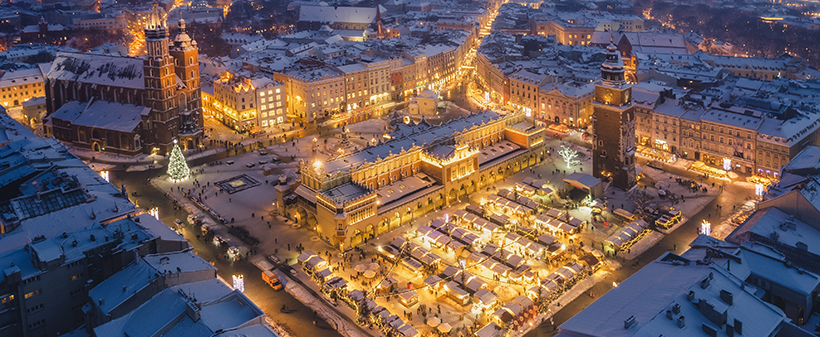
[{"x1": 145, "y1": 1, "x2": 167, "y2": 40}]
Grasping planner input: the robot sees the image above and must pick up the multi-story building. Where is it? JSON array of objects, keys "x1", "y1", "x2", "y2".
[
  {"x1": 537, "y1": 80, "x2": 595, "y2": 127},
  {"x1": 73, "y1": 13, "x2": 127, "y2": 32},
  {"x1": 45, "y1": 9, "x2": 204, "y2": 155},
  {"x1": 632, "y1": 87, "x2": 664, "y2": 147},
  {"x1": 21, "y1": 96, "x2": 47, "y2": 127},
  {"x1": 296, "y1": 5, "x2": 382, "y2": 33},
  {"x1": 0, "y1": 64, "x2": 50, "y2": 108},
  {"x1": 274, "y1": 59, "x2": 345, "y2": 123},
  {"x1": 0, "y1": 113, "x2": 189, "y2": 337},
  {"x1": 212, "y1": 72, "x2": 286, "y2": 131},
  {"x1": 592, "y1": 42, "x2": 637, "y2": 190},
  {"x1": 698, "y1": 52, "x2": 812, "y2": 81},
  {"x1": 508, "y1": 69, "x2": 546, "y2": 116},
  {"x1": 631, "y1": 88, "x2": 820, "y2": 177},
  {"x1": 338, "y1": 57, "x2": 392, "y2": 120},
  {"x1": 678, "y1": 104, "x2": 707, "y2": 161},
  {"x1": 282, "y1": 112, "x2": 545, "y2": 250},
  {"x1": 698, "y1": 104, "x2": 761, "y2": 174},
  {"x1": 556, "y1": 239, "x2": 816, "y2": 336}
]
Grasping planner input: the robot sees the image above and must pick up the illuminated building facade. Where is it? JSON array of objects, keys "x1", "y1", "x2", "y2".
[
  {"x1": 592, "y1": 40, "x2": 637, "y2": 190},
  {"x1": 212, "y1": 73, "x2": 286, "y2": 131},
  {"x1": 285, "y1": 112, "x2": 545, "y2": 250}
]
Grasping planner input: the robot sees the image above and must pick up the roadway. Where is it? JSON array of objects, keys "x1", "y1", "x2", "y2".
[{"x1": 110, "y1": 169, "x2": 342, "y2": 337}]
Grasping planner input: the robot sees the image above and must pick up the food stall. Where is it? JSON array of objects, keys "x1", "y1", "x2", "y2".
[
  {"x1": 444, "y1": 281, "x2": 470, "y2": 305},
  {"x1": 399, "y1": 290, "x2": 419, "y2": 307}
]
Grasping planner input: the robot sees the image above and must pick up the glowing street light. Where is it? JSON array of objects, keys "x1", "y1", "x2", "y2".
[
  {"x1": 99, "y1": 170, "x2": 109, "y2": 182},
  {"x1": 149, "y1": 207, "x2": 159, "y2": 220}
]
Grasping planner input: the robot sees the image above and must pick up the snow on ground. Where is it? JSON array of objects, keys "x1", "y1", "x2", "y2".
[
  {"x1": 342, "y1": 118, "x2": 389, "y2": 134},
  {"x1": 275, "y1": 269, "x2": 369, "y2": 337}
]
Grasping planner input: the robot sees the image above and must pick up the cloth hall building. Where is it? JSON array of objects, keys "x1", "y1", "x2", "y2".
[{"x1": 283, "y1": 112, "x2": 546, "y2": 250}]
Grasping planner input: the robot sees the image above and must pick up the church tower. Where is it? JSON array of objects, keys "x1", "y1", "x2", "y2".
[
  {"x1": 143, "y1": 2, "x2": 179, "y2": 154},
  {"x1": 169, "y1": 18, "x2": 204, "y2": 150},
  {"x1": 591, "y1": 38, "x2": 637, "y2": 190}
]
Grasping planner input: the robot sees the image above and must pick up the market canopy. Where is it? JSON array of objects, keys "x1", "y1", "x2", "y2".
[{"x1": 563, "y1": 172, "x2": 603, "y2": 198}]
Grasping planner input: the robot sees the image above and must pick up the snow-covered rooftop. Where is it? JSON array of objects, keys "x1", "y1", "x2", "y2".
[
  {"x1": 557, "y1": 252, "x2": 788, "y2": 337},
  {"x1": 93, "y1": 278, "x2": 268, "y2": 337},
  {"x1": 324, "y1": 111, "x2": 504, "y2": 173},
  {"x1": 298, "y1": 5, "x2": 378, "y2": 24},
  {"x1": 47, "y1": 52, "x2": 144, "y2": 89},
  {"x1": 51, "y1": 100, "x2": 149, "y2": 132}
]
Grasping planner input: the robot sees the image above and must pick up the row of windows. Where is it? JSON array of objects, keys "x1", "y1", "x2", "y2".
[
  {"x1": 1, "y1": 82, "x2": 42, "y2": 91},
  {"x1": 22, "y1": 275, "x2": 41, "y2": 284},
  {"x1": 2, "y1": 89, "x2": 41, "y2": 99},
  {"x1": 26, "y1": 303, "x2": 43, "y2": 314},
  {"x1": 29, "y1": 318, "x2": 45, "y2": 330},
  {"x1": 24, "y1": 289, "x2": 42, "y2": 299}
]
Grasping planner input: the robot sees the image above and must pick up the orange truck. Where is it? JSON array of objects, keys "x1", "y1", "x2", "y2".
[
  {"x1": 262, "y1": 270, "x2": 283, "y2": 291},
  {"x1": 253, "y1": 259, "x2": 283, "y2": 290}
]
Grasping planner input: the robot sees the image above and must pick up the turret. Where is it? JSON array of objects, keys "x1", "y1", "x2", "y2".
[
  {"x1": 145, "y1": 3, "x2": 167, "y2": 40},
  {"x1": 599, "y1": 35, "x2": 626, "y2": 87}
]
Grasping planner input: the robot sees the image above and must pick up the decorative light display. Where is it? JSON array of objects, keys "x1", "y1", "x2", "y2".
[
  {"x1": 232, "y1": 274, "x2": 245, "y2": 292},
  {"x1": 755, "y1": 183, "x2": 764, "y2": 197},
  {"x1": 559, "y1": 145, "x2": 580, "y2": 167},
  {"x1": 167, "y1": 139, "x2": 191, "y2": 182},
  {"x1": 701, "y1": 219, "x2": 711, "y2": 236}
]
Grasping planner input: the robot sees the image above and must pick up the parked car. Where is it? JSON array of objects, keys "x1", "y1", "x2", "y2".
[
  {"x1": 259, "y1": 160, "x2": 268, "y2": 165},
  {"x1": 246, "y1": 162, "x2": 256, "y2": 168},
  {"x1": 259, "y1": 150, "x2": 268, "y2": 155},
  {"x1": 173, "y1": 219, "x2": 184, "y2": 228},
  {"x1": 226, "y1": 160, "x2": 235, "y2": 165}
]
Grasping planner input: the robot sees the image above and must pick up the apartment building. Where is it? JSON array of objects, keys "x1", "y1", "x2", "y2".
[
  {"x1": 0, "y1": 113, "x2": 188, "y2": 337},
  {"x1": 274, "y1": 59, "x2": 346, "y2": 123},
  {"x1": 0, "y1": 64, "x2": 50, "y2": 108},
  {"x1": 537, "y1": 80, "x2": 595, "y2": 127},
  {"x1": 212, "y1": 73, "x2": 286, "y2": 131}
]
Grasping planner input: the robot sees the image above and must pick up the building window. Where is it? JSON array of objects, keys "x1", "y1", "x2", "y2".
[
  {"x1": 22, "y1": 275, "x2": 41, "y2": 285},
  {"x1": 28, "y1": 319, "x2": 45, "y2": 330},
  {"x1": 26, "y1": 303, "x2": 44, "y2": 314},
  {"x1": 24, "y1": 289, "x2": 42, "y2": 299}
]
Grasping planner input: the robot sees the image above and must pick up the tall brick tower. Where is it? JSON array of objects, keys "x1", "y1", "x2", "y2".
[
  {"x1": 170, "y1": 18, "x2": 204, "y2": 150},
  {"x1": 143, "y1": 2, "x2": 179, "y2": 154},
  {"x1": 591, "y1": 38, "x2": 637, "y2": 190}
]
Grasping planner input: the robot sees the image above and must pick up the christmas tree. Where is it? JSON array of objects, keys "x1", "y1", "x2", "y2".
[{"x1": 167, "y1": 140, "x2": 190, "y2": 182}]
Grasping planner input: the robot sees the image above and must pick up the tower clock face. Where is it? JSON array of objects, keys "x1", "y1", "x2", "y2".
[
  {"x1": 625, "y1": 90, "x2": 630, "y2": 102},
  {"x1": 604, "y1": 89, "x2": 613, "y2": 102}
]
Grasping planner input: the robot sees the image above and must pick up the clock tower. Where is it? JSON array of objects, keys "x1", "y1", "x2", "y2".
[{"x1": 591, "y1": 39, "x2": 637, "y2": 190}]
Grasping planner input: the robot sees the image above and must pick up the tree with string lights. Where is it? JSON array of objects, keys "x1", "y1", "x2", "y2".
[
  {"x1": 559, "y1": 145, "x2": 580, "y2": 168},
  {"x1": 167, "y1": 139, "x2": 190, "y2": 182}
]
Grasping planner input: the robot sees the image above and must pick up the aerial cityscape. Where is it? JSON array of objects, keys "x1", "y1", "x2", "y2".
[{"x1": 0, "y1": 0, "x2": 820, "y2": 335}]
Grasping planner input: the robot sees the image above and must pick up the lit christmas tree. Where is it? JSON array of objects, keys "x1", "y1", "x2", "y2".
[
  {"x1": 167, "y1": 139, "x2": 190, "y2": 182},
  {"x1": 559, "y1": 145, "x2": 580, "y2": 168}
]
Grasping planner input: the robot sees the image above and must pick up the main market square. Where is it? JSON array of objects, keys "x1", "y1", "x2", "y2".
[{"x1": 154, "y1": 104, "x2": 725, "y2": 337}]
